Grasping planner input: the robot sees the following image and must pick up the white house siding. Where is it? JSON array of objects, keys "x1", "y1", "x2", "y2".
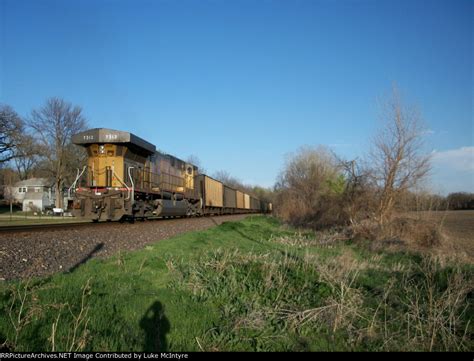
[{"x1": 22, "y1": 193, "x2": 51, "y2": 212}]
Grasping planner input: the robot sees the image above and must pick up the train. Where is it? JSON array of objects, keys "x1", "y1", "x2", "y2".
[{"x1": 70, "y1": 128, "x2": 272, "y2": 222}]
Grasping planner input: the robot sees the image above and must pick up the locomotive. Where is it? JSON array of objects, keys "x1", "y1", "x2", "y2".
[{"x1": 70, "y1": 128, "x2": 271, "y2": 222}]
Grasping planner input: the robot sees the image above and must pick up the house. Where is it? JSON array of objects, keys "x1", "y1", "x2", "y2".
[
  {"x1": 7, "y1": 178, "x2": 55, "y2": 212},
  {"x1": 22, "y1": 191, "x2": 52, "y2": 212},
  {"x1": 10, "y1": 178, "x2": 53, "y2": 202},
  {"x1": 5, "y1": 177, "x2": 75, "y2": 212}
]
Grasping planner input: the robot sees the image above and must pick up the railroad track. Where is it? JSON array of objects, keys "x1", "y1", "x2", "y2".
[
  {"x1": 0, "y1": 221, "x2": 96, "y2": 233},
  {"x1": 0, "y1": 215, "x2": 223, "y2": 234}
]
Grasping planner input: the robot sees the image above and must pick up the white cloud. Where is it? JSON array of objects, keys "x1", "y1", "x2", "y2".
[
  {"x1": 431, "y1": 146, "x2": 474, "y2": 172},
  {"x1": 429, "y1": 146, "x2": 474, "y2": 194}
]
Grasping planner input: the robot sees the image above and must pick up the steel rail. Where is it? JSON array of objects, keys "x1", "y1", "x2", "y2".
[{"x1": 0, "y1": 221, "x2": 97, "y2": 234}]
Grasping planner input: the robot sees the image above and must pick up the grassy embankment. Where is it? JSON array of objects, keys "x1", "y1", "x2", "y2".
[{"x1": 0, "y1": 216, "x2": 472, "y2": 351}]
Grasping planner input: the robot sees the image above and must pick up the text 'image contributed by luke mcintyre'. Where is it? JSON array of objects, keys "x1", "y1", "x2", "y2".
[{"x1": 0, "y1": 353, "x2": 190, "y2": 360}]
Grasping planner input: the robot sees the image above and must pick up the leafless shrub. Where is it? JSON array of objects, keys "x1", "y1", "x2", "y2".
[
  {"x1": 353, "y1": 216, "x2": 444, "y2": 252},
  {"x1": 337, "y1": 157, "x2": 377, "y2": 226},
  {"x1": 388, "y1": 217, "x2": 442, "y2": 247},
  {"x1": 275, "y1": 146, "x2": 348, "y2": 229}
]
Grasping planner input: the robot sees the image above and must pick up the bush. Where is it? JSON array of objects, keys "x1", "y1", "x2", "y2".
[{"x1": 275, "y1": 146, "x2": 349, "y2": 229}]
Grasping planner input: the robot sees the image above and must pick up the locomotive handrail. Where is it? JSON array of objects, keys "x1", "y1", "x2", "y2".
[
  {"x1": 68, "y1": 165, "x2": 87, "y2": 198},
  {"x1": 128, "y1": 167, "x2": 135, "y2": 205},
  {"x1": 111, "y1": 165, "x2": 131, "y2": 201}
]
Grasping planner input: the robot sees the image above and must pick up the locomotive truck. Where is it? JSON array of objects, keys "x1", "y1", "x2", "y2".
[{"x1": 70, "y1": 128, "x2": 271, "y2": 222}]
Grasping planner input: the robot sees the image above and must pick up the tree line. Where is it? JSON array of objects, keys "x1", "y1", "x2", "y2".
[
  {"x1": 272, "y1": 86, "x2": 471, "y2": 245},
  {"x1": 0, "y1": 98, "x2": 88, "y2": 208},
  {"x1": 2, "y1": 89, "x2": 470, "y2": 218}
]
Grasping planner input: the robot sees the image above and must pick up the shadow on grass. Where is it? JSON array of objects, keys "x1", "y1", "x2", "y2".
[
  {"x1": 68, "y1": 243, "x2": 104, "y2": 273},
  {"x1": 140, "y1": 301, "x2": 170, "y2": 351}
]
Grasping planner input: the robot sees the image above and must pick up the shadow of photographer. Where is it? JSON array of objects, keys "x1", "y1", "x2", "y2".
[{"x1": 139, "y1": 301, "x2": 170, "y2": 351}]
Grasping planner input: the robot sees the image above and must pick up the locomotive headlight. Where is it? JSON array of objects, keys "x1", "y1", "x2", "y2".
[{"x1": 99, "y1": 145, "x2": 105, "y2": 154}]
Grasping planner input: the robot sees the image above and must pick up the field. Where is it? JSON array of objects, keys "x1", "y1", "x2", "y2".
[
  {"x1": 408, "y1": 210, "x2": 474, "y2": 260},
  {"x1": 0, "y1": 215, "x2": 472, "y2": 352}
]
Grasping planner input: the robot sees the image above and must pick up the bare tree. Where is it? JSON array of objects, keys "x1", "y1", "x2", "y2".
[
  {"x1": 0, "y1": 104, "x2": 24, "y2": 164},
  {"x1": 186, "y1": 154, "x2": 206, "y2": 175},
  {"x1": 370, "y1": 86, "x2": 431, "y2": 224},
  {"x1": 337, "y1": 157, "x2": 375, "y2": 226},
  {"x1": 27, "y1": 98, "x2": 88, "y2": 208},
  {"x1": 62, "y1": 142, "x2": 88, "y2": 186},
  {"x1": 13, "y1": 134, "x2": 42, "y2": 180},
  {"x1": 213, "y1": 170, "x2": 245, "y2": 189}
]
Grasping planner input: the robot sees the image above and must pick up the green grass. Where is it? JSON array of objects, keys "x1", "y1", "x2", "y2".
[{"x1": 0, "y1": 216, "x2": 472, "y2": 352}]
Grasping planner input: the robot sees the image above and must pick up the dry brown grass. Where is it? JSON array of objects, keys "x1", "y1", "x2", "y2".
[
  {"x1": 405, "y1": 210, "x2": 474, "y2": 263},
  {"x1": 345, "y1": 210, "x2": 474, "y2": 264},
  {"x1": 268, "y1": 230, "x2": 348, "y2": 249},
  {"x1": 274, "y1": 248, "x2": 472, "y2": 351}
]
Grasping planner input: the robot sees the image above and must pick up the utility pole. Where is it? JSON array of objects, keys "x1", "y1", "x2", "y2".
[{"x1": 9, "y1": 171, "x2": 13, "y2": 221}]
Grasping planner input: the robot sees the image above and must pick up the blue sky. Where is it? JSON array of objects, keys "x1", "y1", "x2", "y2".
[{"x1": 1, "y1": 0, "x2": 472, "y2": 193}]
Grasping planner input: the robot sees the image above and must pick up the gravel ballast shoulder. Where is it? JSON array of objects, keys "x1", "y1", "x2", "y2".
[{"x1": 0, "y1": 215, "x2": 250, "y2": 281}]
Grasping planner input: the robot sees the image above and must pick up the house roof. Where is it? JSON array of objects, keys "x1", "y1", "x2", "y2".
[{"x1": 14, "y1": 178, "x2": 54, "y2": 187}]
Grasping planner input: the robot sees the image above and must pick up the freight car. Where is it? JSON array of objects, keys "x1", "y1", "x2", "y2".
[{"x1": 70, "y1": 128, "x2": 271, "y2": 222}]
